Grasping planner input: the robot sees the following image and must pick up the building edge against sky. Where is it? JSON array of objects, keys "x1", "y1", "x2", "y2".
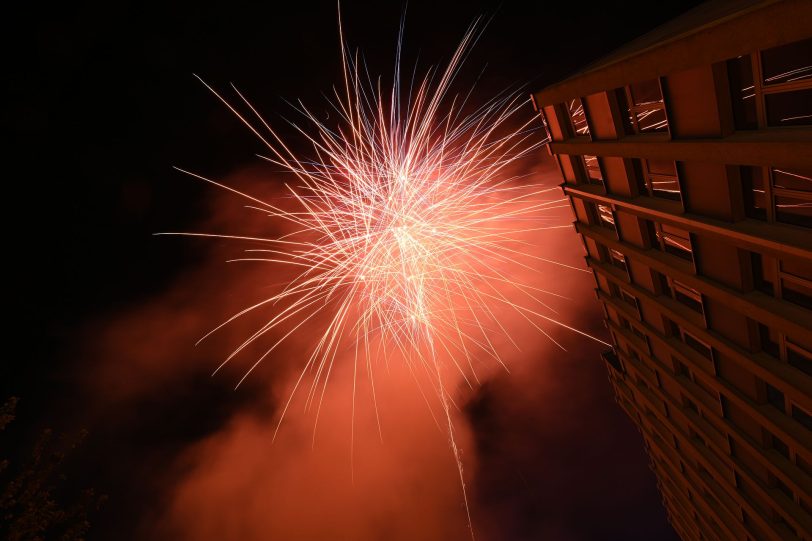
[{"x1": 531, "y1": 1, "x2": 812, "y2": 540}]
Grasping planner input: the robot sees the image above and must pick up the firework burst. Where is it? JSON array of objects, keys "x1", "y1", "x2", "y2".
[{"x1": 162, "y1": 14, "x2": 608, "y2": 538}]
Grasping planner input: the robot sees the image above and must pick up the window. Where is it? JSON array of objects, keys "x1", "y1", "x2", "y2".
[
  {"x1": 694, "y1": 374, "x2": 719, "y2": 406},
  {"x1": 683, "y1": 394, "x2": 699, "y2": 414},
  {"x1": 765, "y1": 382, "x2": 785, "y2": 411},
  {"x1": 781, "y1": 273, "x2": 812, "y2": 310},
  {"x1": 653, "y1": 269, "x2": 672, "y2": 297},
  {"x1": 738, "y1": 166, "x2": 812, "y2": 228},
  {"x1": 602, "y1": 348, "x2": 624, "y2": 373},
  {"x1": 774, "y1": 511, "x2": 799, "y2": 539},
  {"x1": 672, "y1": 280, "x2": 704, "y2": 315},
  {"x1": 773, "y1": 168, "x2": 812, "y2": 193},
  {"x1": 655, "y1": 271, "x2": 705, "y2": 317},
  {"x1": 787, "y1": 340, "x2": 812, "y2": 377},
  {"x1": 587, "y1": 202, "x2": 612, "y2": 230},
  {"x1": 757, "y1": 323, "x2": 812, "y2": 378},
  {"x1": 797, "y1": 454, "x2": 812, "y2": 476},
  {"x1": 761, "y1": 39, "x2": 812, "y2": 86},
  {"x1": 659, "y1": 225, "x2": 693, "y2": 261},
  {"x1": 621, "y1": 316, "x2": 648, "y2": 349},
  {"x1": 620, "y1": 289, "x2": 638, "y2": 310},
  {"x1": 610, "y1": 282, "x2": 639, "y2": 314},
  {"x1": 771, "y1": 432, "x2": 790, "y2": 459},
  {"x1": 727, "y1": 39, "x2": 812, "y2": 129},
  {"x1": 683, "y1": 330, "x2": 713, "y2": 361},
  {"x1": 648, "y1": 221, "x2": 694, "y2": 263},
  {"x1": 620, "y1": 316, "x2": 632, "y2": 332},
  {"x1": 666, "y1": 317, "x2": 713, "y2": 361},
  {"x1": 638, "y1": 159, "x2": 681, "y2": 201},
  {"x1": 779, "y1": 258, "x2": 812, "y2": 310},
  {"x1": 792, "y1": 404, "x2": 812, "y2": 431},
  {"x1": 637, "y1": 374, "x2": 649, "y2": 390},
  {"x1": 566, "y1": 97, "x2": 589, "y2": 136},
  {"x1": 770, "y1": 474, "x2": 794, "y2": 500},
  {"x1": 727, "y1": 55, "x2": 758, "y2": 130},
  {"x1": 773, "y1": 167, "x2": 812, "y2": 228},
  {"x1": 582, "y1": 155, "x2": 603, "y2": 185},
  {"x1": 609, "y1": 248, "x2": 628, "y2": 275},
  {"x1": 758, "y1": 323, "x2": 780, "y2": 357},
  {"x1": 631, "y1": 325, "x2": 647, "y2": 343},
  {"x1": 596, "y1": 203, "x2": 616, "y2": 231},
  {"x1": 619, "y1": 79, "x2": 669, "y2": 134},
  {"x1": 750, "y1": 252, "x2": 776, "y2": 294},
  {"x1": 762, "y1": 38, "x2": 812, "y2": 126},
  {"x1": 766, "y1": 89, "x2": 812, "y2": 127},
  {"x1": 740, "y1": 166, "x2": 767, "y2": 220},
  {"x1": 538, "y1": 105, "x2": 558, "y2": 143},
  {"x1": 750, "y1": 252, "x2": 812, "y2": 310}
]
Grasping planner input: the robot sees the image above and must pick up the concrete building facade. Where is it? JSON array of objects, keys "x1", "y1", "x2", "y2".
[{"x1": 531, "y1": 2, "x2": 812, "y2": 540}]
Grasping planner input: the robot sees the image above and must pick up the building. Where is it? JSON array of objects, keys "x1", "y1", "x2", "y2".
[{"x1": 531, "y1": 1, "x2": 812, "y2": 540}]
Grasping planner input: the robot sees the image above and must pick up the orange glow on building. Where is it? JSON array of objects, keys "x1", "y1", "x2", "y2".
[{"x1": 532, "y1": 1, "x2": 812, "y2": 539}]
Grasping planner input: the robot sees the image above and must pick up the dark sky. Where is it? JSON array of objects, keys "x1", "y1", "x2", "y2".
[{"x1": 4, "y1": 1, "x2": 704, "y2": 539}]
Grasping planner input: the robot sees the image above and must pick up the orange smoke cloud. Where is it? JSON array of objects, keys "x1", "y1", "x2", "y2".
[{"x1": 78, "y1": 153, "x2": 606, "y2": 540}]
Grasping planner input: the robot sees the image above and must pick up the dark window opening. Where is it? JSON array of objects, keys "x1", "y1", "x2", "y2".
[
  {"x1": 787, "y1": 341, "x2": 812, "y2": 377},
  {"x1": 683, "y1": 330, "x2": 713, "y2": 361},
  {"x1": 727, "y1": 55, "x2": 758, "y2": 130},
  {"x1": 615, "y1": 88, "x2": 634, "y2": 135},
  {"x1": 672, "y1": 280, "x2": 704, "y2": 314},
  {"x1": 758, "y1": 323, "x2": 780, "y2": 358},
  {"x1": 765, "y1": 382, "x2": 785, "y2": 411},
  {"x1": 771, "y1": 433, "x2": 790, "y2": 459},
  {"x1": 683, "y1": 395, "x2": 699, "y2": 414},
  {"x1": 773, "y1": 167, "x2": 812, "y2": 193},
  {"x1": 567, "y1": 98, "x2": 589, "y2": 136},
  {"x1": 665, "y1": 317, "x2": 680, "y2": 338},
  {"x1": 659, "y1": 224, "x2": 693, "y2": 262},
  {"x1": 797, "y1": 455, "x2": 812, "y2": 477},
  {"x1": 782, "y1": 277, "x2": 812, "y2": 310},
  {"x1": 775, "y1": 195, "x2": 812, "y2": 228},
  {"x1": 644, "y1": 220, "x2": 659, "y2": 249},
  {"x1": 741, "y1": 166, "x2": 768, "y2": 220},
  {"x1": 583, "y1": 155, "x2": 603, "y2": 185},
  {"x1": 771, "y1": 475, "x2": 794, "y2": 500},
  {"x1": 631, "y1": 325, "x2": 647, "y2": 343},
  {"x1": 647, "y1": 221, "x2": 694, "y2": 263},
  {"x1": 626, "y1": 79, "x2": 668, "y2": 133},
  {"x1": 766, "y1": 88, "x2": 812, "y2": 127},
  {"x1": 597, "y1": 204, "x2": 616, "y2": 230},
  {"x1": 639, "y1": 159, "x2": 681, "y2": 201},
  {"x1": 792, "y1": 404, "x2": 812, "y2": 432},
  {"x1": 761, "y1": 38, "x2": 812, "y2": 86},
  {"x1": 654, "y1": 270, "x2": 673, "y2": 297},
  {"x1": 609, "y1": 248, "x2": 628, "y2": 274},
  {"x1": 620, "y1": 289, "x2": 638, "y2": 310},
  {"x1": 780, "y1": 259, "x2": 812, "y2": 311},
  {"x1": 751, "y1": 252, "x2": 775, "y2": 295},
  {"x1": 620, "y1": 316, "x2": 631, "y2": 331}
]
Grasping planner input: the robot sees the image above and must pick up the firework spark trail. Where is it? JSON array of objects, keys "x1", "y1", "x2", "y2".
[{"x1": 161, "y1": 14, "x2": 609, "y2": 538}]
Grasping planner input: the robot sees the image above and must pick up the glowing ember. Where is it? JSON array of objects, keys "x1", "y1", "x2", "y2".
[{"x1": 161, "y1": 15, "x2": 608, "y2": 537}]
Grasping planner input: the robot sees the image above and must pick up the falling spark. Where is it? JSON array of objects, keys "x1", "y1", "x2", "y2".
[{"x1": 160, "y1": 14, "x2": 609, "y2": 538}]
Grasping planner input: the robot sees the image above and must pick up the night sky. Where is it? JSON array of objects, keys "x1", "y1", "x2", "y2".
[{"x1": 5, "y1": 1, "x2": 704, "y2": 539}]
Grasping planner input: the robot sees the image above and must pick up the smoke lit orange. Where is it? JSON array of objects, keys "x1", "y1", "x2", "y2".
[{"x1": 161, "y1": 15, "x2": 608, "y2": 537}]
